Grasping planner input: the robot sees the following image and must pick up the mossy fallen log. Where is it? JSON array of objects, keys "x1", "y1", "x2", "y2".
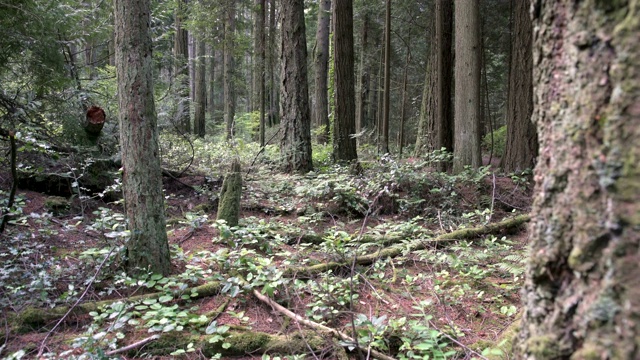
[
  {"x1": 13, "y1": 281, "x2": 221, "y2": 332},
  {"x1": 286, "y1": 214, "x2": 530, "y2": 277},
  {"x1": 138, "y1": 330, "x2": 329, "y2": 357}
]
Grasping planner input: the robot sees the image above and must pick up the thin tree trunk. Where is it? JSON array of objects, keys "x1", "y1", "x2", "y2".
[
  {"x1": 173, "y1": 0, "x2": 190, "y2": 133},
  {"x1": 398, "y1": 41, "x2": 410, "y2": 157},
  {"x1": 224, "y1": 1, "x2": 237, "y2": 140},
  {"x1": 194, "y1": 38, "x2": 206, "y2": 137},
  {"x1": 313, "y1": 0, "x2": 331, "y2": 144},
  {"x1": 380, "y1": 0, "x2": 391, "y2": 154},
  {"x1": 258, "y1": 0, "x2": 266, "y2": 146},
  {"x1": 355, "y1": 12, "x2": 369, "y2": 135}
]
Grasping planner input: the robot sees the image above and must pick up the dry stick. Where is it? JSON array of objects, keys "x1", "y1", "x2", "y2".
[
  {"x1": 36, "y1": 247, "x2": 115, "y2": 358},
  {"x1": 488, "y1": 172, "x2": 496, "y2": 223},
  {"x1": 251, "y1": 288, "x2": 397, "y2": 360},
  {"x1": 104, "y1": 334, "x2": 161, "y2": 356}
]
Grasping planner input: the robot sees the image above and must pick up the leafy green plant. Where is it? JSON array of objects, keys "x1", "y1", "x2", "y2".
[{"x1": 303, "y1": 272, "x2": 359, "y2": 324}]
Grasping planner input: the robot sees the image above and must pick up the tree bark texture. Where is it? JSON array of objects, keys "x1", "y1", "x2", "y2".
[
  {"x1": 501, "y1": 0, "x2": 536, "y2": 173},
  {"x1": 173, "y1": 0, "x2": 190, "y2": 133},
  {"x1": 453, "y1": 0, "x2": 481, "y2": 172},
  {"x1": 517, "y1": 1, "x2": 640, "y2": 359},
  {"x1": 257, "y1": 0, "x2": 266, "y2": 146},
  {"x1": 432, "y1": 0, "x2": 453, "y2": 156},
  {"x1": 279, "y1": 0, "x2": 313, "y2": 173},
  {"x1": 224, "y1": 1, "x2": 237, "y2": 140},
  {"x1": 332, "y1": 0, "x2": 358, "y2": 162},
  {"x1": 313, "y1": 0, "x2": 330, "y2": 144},
  {"x1": 194, "y1": 38, "x2": 206, "y2": 138},
  {"x1": 380, "y1": 0, "x2": 391, "y2": 154},
  {"x1": 114, "y1": 0, "x2": 170, "y2": 276}
]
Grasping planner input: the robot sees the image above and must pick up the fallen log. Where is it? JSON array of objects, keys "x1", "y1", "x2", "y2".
[{"x1": 286, "y1": 214, "x2": 531, "y2": 277}]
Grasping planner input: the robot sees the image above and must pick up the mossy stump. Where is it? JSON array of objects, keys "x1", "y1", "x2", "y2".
[{"x1": 217, "y1": 160, "x2": 242, "y2": 227}]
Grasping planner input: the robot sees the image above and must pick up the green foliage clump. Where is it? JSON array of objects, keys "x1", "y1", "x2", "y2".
[{"x1": 482, "y1": 125, "x2": 507, "y2": 156}]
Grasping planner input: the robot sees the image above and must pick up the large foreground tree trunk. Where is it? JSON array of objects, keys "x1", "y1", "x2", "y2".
[
  {"x1": 114, "y1": 0, "x2": 171, "y2": 276},
  {"x1": 517, "y1": 2, "x2": 640, "y2": 359}
]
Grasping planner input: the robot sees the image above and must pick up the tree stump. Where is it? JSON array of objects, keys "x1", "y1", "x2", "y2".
[
  {"x1": 217, "y1": 159, "x2": 242, "y2": 227},
  {"x1": 84, "y1": 106, "x2": 106, "y2": 140}
]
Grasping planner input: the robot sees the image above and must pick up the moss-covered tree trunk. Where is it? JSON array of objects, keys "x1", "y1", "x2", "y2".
[
  {"x1": 217, "y1": 160, "x2": 242, "y2": 227},
  {"x1": 313, "y1": 0, "x2": 330, "y2": 144},
  {"x1": 114, "y1": 0, "x2": 171, "y2": 276},
  {"x1": 517, "y1": 1, "x2": 640, "y2": 358}
]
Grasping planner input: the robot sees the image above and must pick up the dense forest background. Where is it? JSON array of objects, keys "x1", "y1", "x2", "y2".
[{"x1": 1, "y1": 0, "x2": 638, "y2": 359}]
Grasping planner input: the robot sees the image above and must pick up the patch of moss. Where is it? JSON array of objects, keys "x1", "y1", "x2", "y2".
[
  {"x1": 44, "y1": 196, "x2": 70, "y2": 216},
  {"x1": 570, "y1": 343, "x2": 607, "y2": 360},
  {"x1": 524, "y1": 334, "x2": 562, "y2": 358}
]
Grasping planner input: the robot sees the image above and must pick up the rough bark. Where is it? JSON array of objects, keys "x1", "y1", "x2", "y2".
[
  {"x1": 207, "y1": 44, "x2": 215, "y2": 125},
  {"x1": 114, "y1": 0, "x2": 171, "y2": 276},
  {"x1": 217, "y1": 160, "x2": 242, "y2": 227},
  {"x1": 193, "y1": 38, "x2": 206, "y2": 138},
  {"x1": 453, "y1": 0, "x2": 481, "y2": 172},
  {"x1": 517, "y1": 1, "x2": 640, "y2": 359},
  {"x1": 433, "y1": 0, "x2": 453, "y2": 156},
  {"x1": 173, "y1": 0, "x2": 190, "y2": 133},
  {"x1": 332, "y1": 0, "x2": 358, "y2": 162},
  {"x1": 380, "y1": 0, "x2": 391, "y2": 154},
  {"x1": 255, "y1": 0, "x2": 266, "y2": 146},
  {"x1": 501, "y1": 0, "x2": 536, "y2": 173},
  {"x1": 224, "y1": 1, "x2": 237, "y2": 140},
  {"x1": 279, "y1": 0, "x2": 313, "y2": 173},
  {"x1": 313, "y1": 0, "x2": 330, "y2": 144}
]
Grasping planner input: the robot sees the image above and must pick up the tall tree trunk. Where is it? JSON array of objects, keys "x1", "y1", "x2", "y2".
[
  {"x1": 189, "y1": 33, "x2": 196, "y2": 102},
  {"x1": 268, "y1": 0, "x2": 278, "y2": 127},
  {"x1": 517, "y1": 2, "x2": 640, "y2": 358},
  {"x1": 193, "y1": 38, "x2": 206, "y2": 138},
  {"x1": 380, "y1": 0, "x2": 391, "y2": 154},
  {"x1": 224, "y1": 1, "x2": 237, "y2": 140},
  {"x1": 207, "y1": 44, "x2": 215, "y2": 124},
  {"x1": 114, "y1": 0, "x2": 170, "y2": 276},
  {"x1": 257, "y1": 0, "x2": 266, "y2": 146},
  {"x1": 173, "y1": 0, "x2": 190, "y2": 133},
  {"x1": 434, "y1": 0, "x2": 453, "y2": 157},
  {"x1": 313, "y1": 0, "x2": 331, "y2": 144},
  {"x1": 355, "y1": 12, "x2": 369, "y2": 135},
  {"x1": 279, "y1": 0, "x2": 313, "y2": 173},
  {"x1": 453, "y1": 0, "x2": 481, "y2": 172},
  {"x1": 398, "y1": 40, "x2": 410, "y2": 157},
  {"x1": 500, "y1": 0, "x2": 536, "y2": 172},
  {"x1": 332, "y1": 0, "x2": 357, "y2": 162}
]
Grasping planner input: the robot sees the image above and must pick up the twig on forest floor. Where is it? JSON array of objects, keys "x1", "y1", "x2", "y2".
[{"x1": 105, "y1": 334, "x2": 161, "y2": 356}]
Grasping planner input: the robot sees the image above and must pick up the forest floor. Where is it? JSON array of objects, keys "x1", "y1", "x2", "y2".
[{"x1": 0, "y1": 151, "x2": 533, "y2": 359}]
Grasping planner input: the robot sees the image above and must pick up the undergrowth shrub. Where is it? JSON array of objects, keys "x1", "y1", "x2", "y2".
[{"x1": 482, "y1": 125, "x2": 507, "y2": 157}]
